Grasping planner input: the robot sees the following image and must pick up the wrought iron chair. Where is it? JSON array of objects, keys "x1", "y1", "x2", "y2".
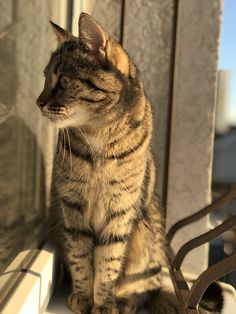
[{"x1": 167, "y1": 186, "x2": 236, "y2": 314}]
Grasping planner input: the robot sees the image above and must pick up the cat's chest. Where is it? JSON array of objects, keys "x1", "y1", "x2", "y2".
[
  {"x1": 83, "y1": 162, "x2": 117, "y2": 230},
  {"x1": 61, "y1": 159, "x2": 118, "y2": 231}
]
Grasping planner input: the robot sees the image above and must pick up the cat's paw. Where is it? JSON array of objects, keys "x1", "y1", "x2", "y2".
[
  {"x1": 91, "y1": 304, "x2": 120, "y2": 314},
  {"x1": 67, "y1": 294, "x2": 92, "y2": 314}
]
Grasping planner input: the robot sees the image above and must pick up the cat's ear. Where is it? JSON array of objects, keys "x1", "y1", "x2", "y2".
[
  {"x1": 79, "y1": 13, "x2": 129, "y2": 76},
  {"x1": 78, "y1": 13, "x2": 107, "y2": 56},
  {"x1": 50, "y1": 21, "x2": 75, "y2": 43}
]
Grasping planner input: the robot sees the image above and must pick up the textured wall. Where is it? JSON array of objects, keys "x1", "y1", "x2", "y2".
[
  {"x1": 86, "y1": 0, "x2": 122, "y2": 41},
  {"x1": 166, "y1": 0, "x2": 223, "y2": 275}
]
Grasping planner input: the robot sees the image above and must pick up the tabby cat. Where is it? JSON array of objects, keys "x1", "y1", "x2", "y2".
[{"x1": 37, "y1": 13, "x2": 223, "y2": 314}]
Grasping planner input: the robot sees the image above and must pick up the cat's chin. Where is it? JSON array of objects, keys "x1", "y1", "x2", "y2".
[
  {"x1": 47, "y1": 118, "x2": 74, "y2": 128},
  {"x1": 42, "y1": 114, "x2": 68, "y2": 126},
  {"x1": 47, "y1": 115, "x2": 89, "y2": 129},
  {"x1": 42, "y1": 103, "x2": 92, "y2": 129}
]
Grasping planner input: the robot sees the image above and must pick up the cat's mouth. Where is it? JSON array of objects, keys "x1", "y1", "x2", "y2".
[
  {"x1": 43, "y1": 113, "x2": 65, "y2": 121},
  {"x1": 42, "y1": 109, "x2": 68, "y2": 122},
  {"x1": 38, "y1": 102, "x2": 90, "y2": 127},
  {"x1": 41, "y1": 105, "x2": 69, "y2": 122}
]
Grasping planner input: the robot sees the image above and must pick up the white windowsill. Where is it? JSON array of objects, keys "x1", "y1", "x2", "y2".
[
  {"x1": 0, "y1": 244, "x2": 55, "y2": 314},
  {"x1": 0, "y1": 244, "x2": 235, "y2": 314},
  {"x1": 45, "y1": 267, "x2": 236, "y2": 314}
]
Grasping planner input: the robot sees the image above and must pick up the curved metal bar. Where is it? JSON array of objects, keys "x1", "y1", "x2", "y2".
[
  {"x1": 167, "y1": 185, "x2": 236, "y2": 242},
  {"x1": 172, "y1": 215, "x2": 236, "y2": 270},
  {"x1": 185, "y1": 253, "x2": 236, "y2": 310}
]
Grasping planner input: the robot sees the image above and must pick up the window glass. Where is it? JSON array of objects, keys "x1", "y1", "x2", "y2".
[{"x1": 0, "y1": 1, "x2": 55, "y2": 273}]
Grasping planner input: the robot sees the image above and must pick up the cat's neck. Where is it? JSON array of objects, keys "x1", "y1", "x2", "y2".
[{"x1": 59, "y1": 114, "x2": 133, "y2": 157}]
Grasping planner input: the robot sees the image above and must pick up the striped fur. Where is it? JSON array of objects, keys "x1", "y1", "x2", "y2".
[{"x1": 37, "y1": 13, "x2": 223, "y2": 314}]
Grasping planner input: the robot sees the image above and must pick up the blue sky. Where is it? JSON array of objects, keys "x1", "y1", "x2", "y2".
[{"x1": 219, "y1": 0, "x2": 236, "y2": 124}]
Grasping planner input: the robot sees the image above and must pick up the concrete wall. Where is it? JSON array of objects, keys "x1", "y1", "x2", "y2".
[
  {"x1": 86, "y1": 0, "x2": 122, "y2": 42},
  {"x1": 166, "y1": 0, "x2": 223, "y2": 275}
]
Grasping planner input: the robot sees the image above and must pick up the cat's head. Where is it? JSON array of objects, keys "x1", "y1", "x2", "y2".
[{"x1": 36, "y1": 13, "x2": 142, "y2": 129}]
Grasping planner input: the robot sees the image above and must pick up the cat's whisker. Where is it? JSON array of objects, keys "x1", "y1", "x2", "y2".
[
  {"x1": 54, "y1": 129, "x2": 64, "y2": 163},
  {"x1": 55, "y1": 128, "x2": 66, "y2": 177},
  {"x1": 69, "y1": 111, "x2": 98, "y2": 161},
  {"x1": 65, "y1": 127, "x2": 73, "y2": 192},
  {"x1": 78, "y1": 126, "x2": 98, "y2": 161}
]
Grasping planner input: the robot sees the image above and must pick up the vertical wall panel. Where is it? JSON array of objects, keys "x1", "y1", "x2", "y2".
[
  {"x1": 166, "y1": 0, "x2": 223, "y2": 275},
  {"x1": 123, "y1": 0, "x2": 176, "y2": 205}
]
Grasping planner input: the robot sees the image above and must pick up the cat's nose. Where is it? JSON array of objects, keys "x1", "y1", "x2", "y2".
[{"x1": 36, "y1": 98, "x2": 46, "y2": 109}]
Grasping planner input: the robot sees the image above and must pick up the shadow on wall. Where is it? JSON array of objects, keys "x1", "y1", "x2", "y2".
[{"x1": 0, "y1": 105, "x2": 46, "y2": 273}]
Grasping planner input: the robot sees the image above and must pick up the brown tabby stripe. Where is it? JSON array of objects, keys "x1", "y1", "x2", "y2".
[
  {"x1": 120, "y1": 185, "x2": 140, "y2": 193},
  {"x1": 99, "y1": 269, "x2": 162, "y2": 289},
  {"x1": 108, "y1": 125, "x2": 139, "y2": 148},
  {"x1": 79, "y1": 77, "x2": 115, "y2": 93},
  {"x1": 61, "y1": 196, "x2": 83, "y2": 213},
  {"x1": 62, "y1": 127, "x2": 148, "y2": 162},
  {"x1": 64, "y1": 226, "x2": 94, "y2": 238},
  {"x1": 79, "y1": 96, "x2": 103, "y2": 103},
  {"x1": 104, "y1": 257, "x2": 121, "y2": 262},
  {"x1": 123, "y1": 265, "x2": 162, "y2": 284},
  {"x1": 79, "y1": 78, "x2": 103, "y2": 91},
  {"x1": 62, "y1": 139, "x2": 93, "y2": 162},
  {"x1": 108, "y1": 129, "x2": 148, "y2": 160},
  {"x1": 141, "y1": 159, "x2": 151, "y2": 203},
  {"x1": 108, "y1": 101, "x2": 147, "y2": 148},
  {"x1": 106, "y1": 207, "x2": 133, "y2": 223},
  {"x1": 96, "y1": 234, "x2": 130, "y2": 246},
  {"x1": 108, "y1": 170, "x2": 142, "y2": 185},
  {"x1": 72, "y1": 252, "x2": 90, "y2": 259}
]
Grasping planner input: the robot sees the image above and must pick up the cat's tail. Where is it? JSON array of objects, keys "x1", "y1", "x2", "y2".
[
  {"x1": 147, "y1": 282, "x2": 224, "y2": 314},
  {"x1": 198, "y1": 282, "x2": 224, "y2": 314}
]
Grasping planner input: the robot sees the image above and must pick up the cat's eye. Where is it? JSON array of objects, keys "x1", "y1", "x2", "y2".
[{"x1": 60, "y1": 75, "x2": 71, "y2": 89}]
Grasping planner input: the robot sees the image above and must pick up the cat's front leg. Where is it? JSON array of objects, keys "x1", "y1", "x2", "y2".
[
  {"x1": 64, "y1": 229, "x2": 94, "y2": 314},
  {"x1": 92, "y1": 217, "x2": 133, "y2": 312}
]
